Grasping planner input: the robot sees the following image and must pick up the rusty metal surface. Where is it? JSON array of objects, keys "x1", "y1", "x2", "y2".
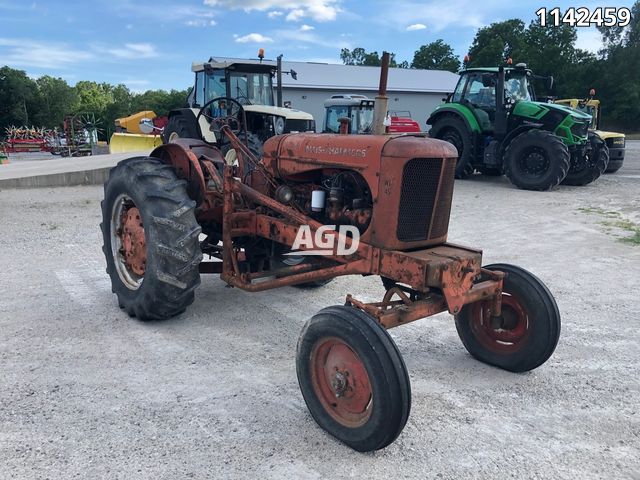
[
  {"x1": 120, "y1": 207, "x2": 146, "y2": 276},
  {"x1": 150, "y1": 128, "x2": 502, "y2": 327}
]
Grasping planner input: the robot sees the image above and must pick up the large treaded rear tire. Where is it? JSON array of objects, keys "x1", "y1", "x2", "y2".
[
  {"x1": 162, "y1": 114, "x2": 199, "y2": 144},
  {"x1": 101, "y1": 157, "x2": 202, "y2": 320},
  {"x1": 430, "y1": 114, "x2": 474, "y2": 179},
  {"x1": 504, "y1": 130, "x2": 569, "y2": 191},
  {"x1": 561, "y1": 142, "x2": 609, "y2": 186}
]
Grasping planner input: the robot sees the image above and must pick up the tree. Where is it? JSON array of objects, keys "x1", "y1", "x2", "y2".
[
  {"x1": 32, "y1": 76, "x2": 77, "y2": 128},
  {"x1": 0, "y1": 66, "x2": 38, "y2": 132},
  {"x1": 467, "y1": 19, "x2": 527, "y2": 67},
  {"x1": 74, "y1": 81, "x2": 115, "y2": 115},
  {"x1": 411, "y1": 40, "x2": 461, "y2": 72},
  {"x1": 340, "y1": 48, "x2": 401, "y2": 67}
]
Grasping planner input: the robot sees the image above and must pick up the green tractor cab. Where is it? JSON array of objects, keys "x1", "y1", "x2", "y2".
[{"x1": 427, "y1": 63, "x2": 603, "y2": 190}]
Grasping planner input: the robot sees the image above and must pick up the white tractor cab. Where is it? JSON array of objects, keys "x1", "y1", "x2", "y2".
[
  {"x1": 163, "y1": 55, "x2": 316, "y2": 158},
  {"x1": 323, "y1": 95, "x2": 421, "y2": 134}
]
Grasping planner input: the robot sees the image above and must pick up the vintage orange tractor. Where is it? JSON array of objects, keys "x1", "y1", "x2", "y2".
[{"x1": 101, "y1": 93, "x2": 561, "y2": 452}]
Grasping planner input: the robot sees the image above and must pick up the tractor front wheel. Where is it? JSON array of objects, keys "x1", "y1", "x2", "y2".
[
  {"x1": 101, "y1": 157, "x2": 202, "y2": 320},
  {"x1": 455, "y1": 264, "x2": 561, "y2": 372},
  {"x1": 430, "y1": 115, "x2": 474, "y2": 178},
  {"x1": 561, "y1": 142, "x2": 609, "y2": 186},
  {"x1": 504, "y1": 130, "x2": 569, "y2": 191},
  {"x1": 296, "y1": 305, "x2": 411, "y2": 451}
]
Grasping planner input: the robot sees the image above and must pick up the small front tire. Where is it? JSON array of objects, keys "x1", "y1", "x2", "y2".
[
  {"x1": 296, "y1": 305, "x2": 411, "y2": 451},
  {"x1": 455, "y1": 264, "x2": 561, "y2": 372}
]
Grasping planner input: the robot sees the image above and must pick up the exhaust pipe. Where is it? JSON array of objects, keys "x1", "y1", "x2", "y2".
[{"x1": 373, "y1": 52, "x2": 390, "y2": 135}]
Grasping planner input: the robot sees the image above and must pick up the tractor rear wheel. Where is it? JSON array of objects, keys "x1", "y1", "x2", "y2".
[
  {"x1": 455, "y1": 264, "x2": 561, "y2": 372},
  {"x1": 101, "y1": 157, "x2": 202, "y2": 320},
  {"x1": 162, "y1": 114, "x2": 199, "y2": 144},
  {"x1": 504, "y1": 130, "x2": 569, "y2": 191},
  {"x1": 296, "y1": 305, "x2": 411, "y2": 452},
  {"x1": 430, "y1": 115, "x2": 474, "y2": 178},
  {"x1": 561, "y1": 142, "x2": 609, "y2": 186}
]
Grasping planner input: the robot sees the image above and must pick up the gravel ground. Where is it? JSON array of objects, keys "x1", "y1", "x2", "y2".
[{"x1": 1, "y1": 146, "x2": 639, "y2": 479}]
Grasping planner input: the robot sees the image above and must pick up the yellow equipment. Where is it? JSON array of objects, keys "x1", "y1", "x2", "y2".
[
  {"x1": 555, "y1": 96, "x2": 626, "y2": 173},
  {"x1": 109, "y1": 111, "x2": 164, "y2": 154}
]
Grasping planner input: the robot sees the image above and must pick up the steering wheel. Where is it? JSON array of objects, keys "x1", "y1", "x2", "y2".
[{"x1": 196, "y1": 97, "x2": 246, "y2": 145}]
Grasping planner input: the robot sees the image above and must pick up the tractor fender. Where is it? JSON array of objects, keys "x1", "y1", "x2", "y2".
[{"x1": 150, "y1": 138, "x2": 225, "y2": 206}]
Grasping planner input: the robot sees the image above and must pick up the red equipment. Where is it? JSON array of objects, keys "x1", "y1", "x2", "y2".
[{"x1": 100, "y1": 92, "x2": 560, "y2": 453}]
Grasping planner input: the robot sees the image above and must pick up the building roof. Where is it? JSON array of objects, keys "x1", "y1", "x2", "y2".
[{"x1": 207, "y1": 57, "x2": 459, "y2": 94}]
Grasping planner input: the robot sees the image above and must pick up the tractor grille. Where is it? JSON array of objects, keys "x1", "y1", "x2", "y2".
[
  {"x1": 430, "y1": 159, "x2": 456, "y2": 239},
  {"x1": 570, "y1": 122, "x2": 589, "y2": 138},
  {"x1": 397, "y1": 158, "x2": 454, "y2": 242}
]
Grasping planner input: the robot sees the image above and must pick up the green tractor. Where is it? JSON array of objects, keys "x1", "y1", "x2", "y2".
[{"x1": 427, "y1": 63, "x2": 602, "y2": 190}]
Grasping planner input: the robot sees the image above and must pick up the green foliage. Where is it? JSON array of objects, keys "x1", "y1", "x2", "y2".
[
  {"x1": 0, "y1": 66, "x2": 189, "y2": 140},
  {"x1": 0, "y1": 66, "x2": 38, "y2": 131},
  {"x1": 32, "y1": 75, "x2": 78, "y2": 128},
  {"x1": 411, "y1": 40, "x2": 461, "y2": 72},
  {"x1": 467, "y1": 20, "x2": 527, "y2": 67},
  {"x1": 339, "y1": 48, "x2": 400, "y2": 67}
]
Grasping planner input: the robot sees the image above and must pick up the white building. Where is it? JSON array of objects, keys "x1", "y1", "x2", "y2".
[{"x1": 278, "y1": 60, "x2": 460, "y2": 131}]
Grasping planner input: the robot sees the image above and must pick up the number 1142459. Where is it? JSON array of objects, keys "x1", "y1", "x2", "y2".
[{"x1": 536, "y1": 7, "x2": 631, "y2": 27}]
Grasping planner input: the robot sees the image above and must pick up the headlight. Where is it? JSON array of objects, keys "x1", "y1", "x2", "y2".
[{"x1": 274, "y1": 117, "x2": 285, "y2": 135}]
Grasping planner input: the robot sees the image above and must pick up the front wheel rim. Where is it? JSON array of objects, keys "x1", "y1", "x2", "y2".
[
  {"x1": 110, "y1": 193, "x2": 146, "y2": 290},
  {"x1": 469, "y1": 293, "x2": 531, "y2": 354},
  {"x1": 310, "y1": 337, "x2": 373, "y2": 428}
]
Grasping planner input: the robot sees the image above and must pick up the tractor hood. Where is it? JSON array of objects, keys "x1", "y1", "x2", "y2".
[
  {"x1": 244, "y1": 105, "x2": 314, "y2": 121},
  {"x1": 538, "y1": 101, "x2": 592, "y2": 122}
]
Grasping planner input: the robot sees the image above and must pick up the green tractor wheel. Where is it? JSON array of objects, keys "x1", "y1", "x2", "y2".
[
  {"x1": 504, "y1": 130, "x2": 570, "y2": 191},
  {"x1": 561, "y1": 141, "x2": 609, "y2": 186},
  {"x1": 429, "y1": 115, "x2": 474, "y2": 179}
]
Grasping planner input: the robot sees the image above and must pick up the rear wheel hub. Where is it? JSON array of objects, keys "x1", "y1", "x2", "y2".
[
  {"x1": 110, "y1": 194, "x2": 147, "y2": 290},
  {"x1": 520, "y1": 148, "x2": 549, "y2": 175}
]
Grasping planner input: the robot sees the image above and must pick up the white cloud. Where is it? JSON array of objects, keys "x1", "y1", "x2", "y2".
[
  {"x1": 203, "y1": 0, "x2": 340, "y2": 22},
  {"x1": 300, "y1": 24, "x2": 314, "y2": 31},
  {"x1": 406, "y1": 23, "x2": 426, "y2": 31},
  {"x1": 286, "y1": 8, "x2": 305, "y2": 21},
  {"x1": 186, "y1": 19, "x2": 217, "y2": 27},
  {"x1": 107, "y1": 43, "x2": 159, "y2": 59},
  {"x1": 0, "y1": 38, "x2": 94, "y2": 69},
  {"x1": 235, "y1": 33, "x2": 274, "y2": 43},
  {"x1": 267, "y1": 10, "x2": 283, "y2": 18}
]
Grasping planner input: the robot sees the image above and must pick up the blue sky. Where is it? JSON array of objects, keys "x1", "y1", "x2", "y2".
[{"x1": 0, "y1": 0, "x2": 632, "y2": 91}]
